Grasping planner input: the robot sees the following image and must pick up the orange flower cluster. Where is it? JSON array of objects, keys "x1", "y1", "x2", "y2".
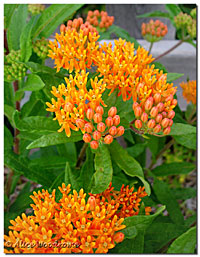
[
  {"x1": 86, "y1": 10, "x2": 114, "y2": 30},
  {"x1": 46, "y1": 71, "x2": 106, "y2": 138},
  {"x1": 95, "y1": 38, "x2": 154, "y2": 101},
  {"x1": 48, "y1": 28, "x2": 99, "y2": 73},
  {"x1": 180, "y1": 80, "x2": 196, "y2": 105},
  {"x1": 60, "y1": 18, "x2": 98, "y2": 36},
  {"x1": 4, "y1": 183, "x2": 150, "y2": 253},
  {"x1": 83, "y1": 106, "x2": 124, "y2": 149},
  {"x1": 132, "y1": 71, "x2": 177, "y2": 136},
  {"x1": 141, "y1": 19, "x2": 168, "y2": 42}
]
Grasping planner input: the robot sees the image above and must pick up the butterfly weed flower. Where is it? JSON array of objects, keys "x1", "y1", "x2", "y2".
[
  {"x1": 180, "y1": 80, "x2": 196, "y2": 105},
  {"x1": 4, "y1": 183, "x2": 151, "y2": 253},
  {"x1": 141, "y1": 19, "x2": 168, "y2": 42}
]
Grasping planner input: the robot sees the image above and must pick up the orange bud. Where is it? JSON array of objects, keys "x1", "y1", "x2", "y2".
[
  {"x1": 60, "y1": 24, "x2": 66, "y2": 33},
  {"x1": 117, "y1": 126, "x2": 124, "y2": 136},
  {"x1": 150, "y1": 106, "x2": 158, "y2": 118},
  {"x1": 86, "y1": 108, "x2": 94, "y2": 120},
  {"x1": 157, "y1": 103, "x2": 165, "y2": 112},
  {"x1": 114, "y1": 232, "x2": 125, "y2": 243},
  {"x1": 83, "y1": 133, "x2": 92, "y2": 143},
  {"x1": 97, "y1": 122, "x2": 106, "y2": 132},
  {"x1": 153, "y1": 124, "x2": 161, "y2": 133},
  {"x1": 108, "y1": 107, "x2": 117, "y2": 117},
  {"x1": 88, "y1": 10, "x2": 93, "y2": 17},
  {"x1": 78, "y1": 17, "x2": 83, "y2": 25},
  {"x1": 168, "y1": 110, "x2": 175, "y2": 119},
  {"x1": 155, "y1": 114, "x2": 163, "y2": 123},
  {"x1": 67, "y1": 20, "x2": 73, "y2": 27},
  {"x1": 147, "y1": 119, "x2": 156, "y2": 129},
  {"x1": 104, "y1": 135, "x2": 113, "y2": 144},
  {"x1": 94, "y1": 10, "x2": 100, "y2": 16},
  {"x1": 113, "y1": 115, "x2": 120, "y2": 126},
  {"x1": 105, "y1": 117, "x2": 113, "y2": 127},
  {"x1": 161, "y1": 118, "x2": 169, "y2": 128},
  {"x1": 141, "y1": 112, "x2": 148, "y2": 123},
  {"x1": 84, "y1": 123, "x2": 93, "y2": 133},
  {"x1": 172, "y1": 99, "x2": 177, "y2": 106},
  {"x1": 90, "y1": 140, "x2": 99, "y2": 149},
  {"x1": 145, "y1": 99, "x2": 153, "y2": 111},
  {"x1": 154, "y1": 93, "x2": 161, "y2": 104},
  {"x1": 96, "y1": 105, "x2": 104, "y2": 115},
  {"x1": 134, "y1": 106, "x2": 142, "y2": 117},
  {"x1": 93, "y1": 113, "x2": 102, "y2": 123},
  {"x1": 155, "y1": 20, "x2": 160, "y2": 27},
  {"x1": 93, "y1": 131, "x2": 101, "y2": 141},
  {"x1": 135, "y1": 120, "x2": 142, "y2": 129},
  {"x1": 163, "y1": 126, "x2": 171, "y2": 135},
  {"x1": 165, "y1": 94, "x2": 173, "y2": 102},
  {"x1": 169, "y1": 119, "x2": 173, "y2": 126},
  {"x1": 161, "y1": 30, "x2": 166, "y2": 37},
  {"x1": 87, "y1": 196, "x2": 96, "y2": 211},
  {"x1": 152, "y1": 29, "x2": 156, "y2": 35},
  {"x1": 64, "y1": 102, "x2": 73, "y2": 112},
  {"x1": 109, "y1": 126, "x2": 117, "y2": 136},
  {"x1": 162, "y1": 111, "x2": 167, "y2": 118},
  {"x1": 76, "y1": 118, "x2": 85, "y2": 128},
  {"x1": 132, "y1": 102, "x2": 139, "y2": 111}
]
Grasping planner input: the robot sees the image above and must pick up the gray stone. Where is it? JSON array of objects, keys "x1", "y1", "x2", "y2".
[{"x1": 106, "y1": 4, "x2": 175, "y2": 39}]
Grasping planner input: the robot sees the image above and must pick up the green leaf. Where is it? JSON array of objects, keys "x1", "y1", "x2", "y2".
[
  {"x1": 153, "y1": 62, "x2": 168, "y2": 73},
  {"x1": 32, "y1": 4, "x2": 84, "y2": 39},
  {"x1": 4, "y1": 104, "x2": 15, "y2": 127},
  {"x1": 5, "y1": 151, "x2": 55, "y2": 187},
  {"x1": 152, "y1": 162, "x2": 195, "y2": 176},
  {"x1": 171, "y1": 187, "x2": 196, "y2": 200},
  {"x1": 167, "y1": 226, "x2": 196, "y2": 253},
  {"x1": 90, "y1": 144, "x2": 113, "y2": 194},
  {"x1": 18, "y1": 74, "x2": 45, "y2": 92},
  {"x1": 152, "y1": 175, "x2": 184, "y2": 225},
  {"x1": 114, "y1": 206, "x2": 165, "y2": 253},
  {"x1": 29, "y1": 156, "x2": 72, "y2": 169},
  {"x1": 79, "y1": 147, "x2": 94, "y2": 193},
  {"x1": 147, "y1": 135, "x2": 166, "y2": 162},
  {"x1": 20, "y1": 16, "x2": 38, "y2": 62},
  {"x1": 4, "y1": 81, "x2": 15, "y2": 108},
  {"x1": 165, "y1": 4, "x2": 181, "y2": 17},
  {"x1": 4, "y1": 126, "x2": 13, "y2": 152},
  {"x1": 7, "y1": 4, "x2": 28, "y2": 51},
  {"x1": 4, "y1": 4, "x2": 19, "y2": 29},
  {"x1": 26, "y1": 131, "x2": 82, "y2": 149},
  {"x1": 108, "y1": 140, "x2": 150, "y2": 195},
  {"x1": 174, "y1": 134, "x2": 196, "y2": 150},
  {"x1": 64, "y1": 162, "x2": 80, "y2": 191},
  {"x1": 170, "y1": 123, "x2": 196, "y2": 135},
  {"x1": 185, "y1": 103, "x2": 196, "y2": 121},
  {"x1": 108, "y1": 24, "x2": 141, "y2": 49},
  {"x1": 167, "y1": 73, "x2": 184, "y2": 82},
  {"x1": 137, "y1": 10, "x2": 171, "y2": 19},
  {"x1": 13, "y1": 111, "x2": 59, "y2": 132},
  {"x1": 56, "y1": 142, "x2": 77, "y2": 166},
  {"x1": 127, "y1": 143, "x2": 147, "y2": 158}
]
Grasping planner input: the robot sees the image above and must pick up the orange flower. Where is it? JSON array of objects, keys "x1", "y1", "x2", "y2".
[
  {"x1": 4, "y1": 183, "x2": 151, "y2": 253},
  {"x1": 48, "y1": 29, "x2": 99, "y2": 73},
  {"x1": 180, "y1": 80, "x2": 196, "y2": 105}
]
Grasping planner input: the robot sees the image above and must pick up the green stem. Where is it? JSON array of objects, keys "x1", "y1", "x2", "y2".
[
  {"x1": 76, "y1": 143, "x2": 88, "y2": 168},
  {"x1": 148, "y1": 42, "x2": 154, "y2": 55}
]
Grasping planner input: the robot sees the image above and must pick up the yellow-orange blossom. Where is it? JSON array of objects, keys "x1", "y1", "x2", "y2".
[{"x1": 4, "y1": 183, "x2": 150, "y2": 253}]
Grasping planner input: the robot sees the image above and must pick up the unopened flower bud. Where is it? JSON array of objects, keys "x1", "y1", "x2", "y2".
[
  {"x1": 168, "y1": 119, "x2": 173, "y2": 126},
  {"x1": 168, "y1": 110, "x2": 175, "y2": 119},
  {"x1": 83, "y1": 133, "x2": 92, "y2": 143},
  {"x1": 147, "y1": 119, "x2": 156, "y2": 129},
  {"x1": 161, "y1": 112, "x2": 167, "y2": 118},
  {"x1": 113, "y1": 115, "x2": 120, "y2": 126},
  {"x1": 104, "y1": 135, "x2": 113, "y2": 144},
  {"x1": 109, "y1": 126, "x2": 117, "y2": 136},
  {"x1": 163, "y1": 126, "x2": 171, "y2": 135},
  {"x1": 154, "y1": 93, "x2": 161, "y2": 104},
  {"x1": 84, "y1": 123, "x2": 93, "y2": 133},
  {"x1": 93, "y1": 131, "x2": 102, "y2": 141},
  {"x1": 172, "y1": 99, "x2": 177, "y2": 106},
  {"x1": 76, "y1": 118, "x2": 85, "y2": 128},
  {"x1": 97, "y1": 122, "x2": 106, "y2": 132},
  {"x1": 134, "y1": 106, "x2": 142, "y2": 117},
  {"x1": 135, "y1": 120, "x2": 142, "y2": 129},
  {"x1": 90, "y1": 140, "x2": 99, "y2": 149},
  {"x1": 96, "y1": 105, "x2": 104, "y2": 115},
  {"x1": 141, "y1": 112, "x2": 148, "y2": 123},
  {"x1": 86, "y1": 108, "x2": 94, "y2": 120},
  {"x1": 155, "y1": 114, "x2": 163, "y2": 123},
  {"x1": 87, "y1": 196, "x2": 96, "y2": 211},
  {"x1": 132, "y1": 102, "x2": 139, "y2": 111},
  {"x1": 60, "y1": 24, "x2": 66, "y2": 33},
  {"x1": 114, "y1": 232, "x2": 125, "y2": 243},
  {"x1": 108, "y1": 107, "x2": 117, "y2": 117},
  {"x1": 145, "y1": 99, "x2": 153, "y2": 111},
  {"x1": 157, "y1": 103, "x2": 165, "y2": 112},
  {"x1": 150, "y1": 106, "x2": 158, "y2": 118},
  {"x1": 117, "y1": 126, "x2": 124, "y2": 136},
  {"x1": 153, "y1": 124, "x2": 161, "y2": 133},
  {"x1": 93, "y1": 113, "x2": 102, "y2": 123},
  {"x1": 106, "y1": 117, "x2": 113, "y2": 127},
  {"x1": 165, "y1": 94, "x2": 173, "y2": 102},
  {"x1": 161, "y1": 118, "x2": 169, "y2": 128}
]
